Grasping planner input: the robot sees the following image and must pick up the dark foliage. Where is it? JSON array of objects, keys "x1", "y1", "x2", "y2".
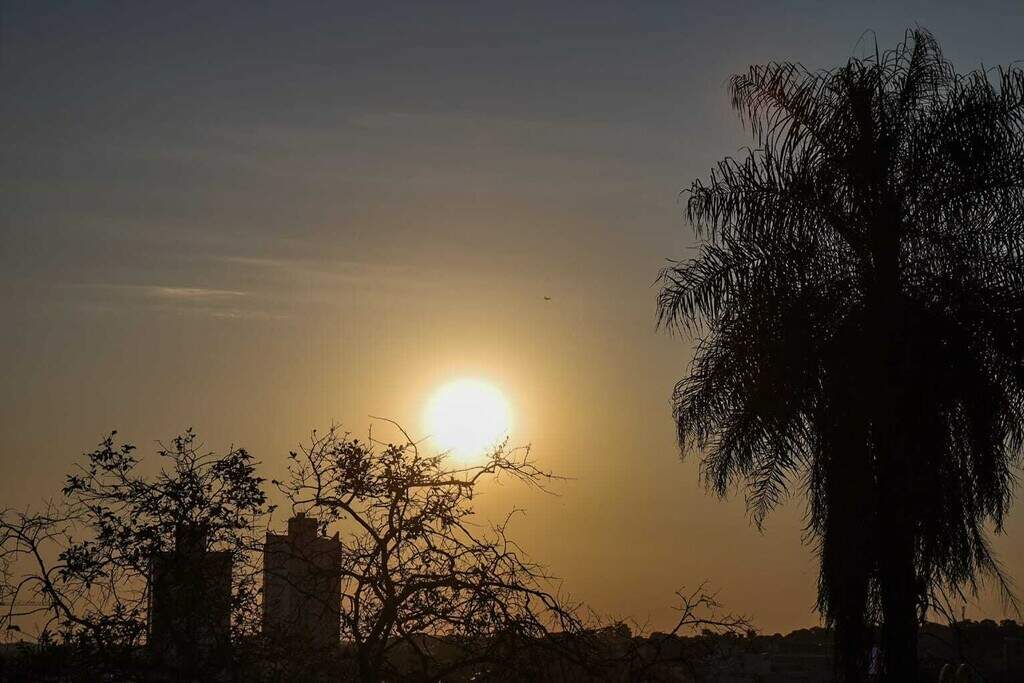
[
  {"x1": 1, "y1": 430, "x2": 271, "y2": 679},
  {"x1": 658, "y1": 28, "x2": 1024, "y2": 681}
]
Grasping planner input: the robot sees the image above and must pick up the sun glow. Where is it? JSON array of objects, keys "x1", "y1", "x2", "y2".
[{"x1": 424, "y1": 378, "x2": 512, "y2": 461}]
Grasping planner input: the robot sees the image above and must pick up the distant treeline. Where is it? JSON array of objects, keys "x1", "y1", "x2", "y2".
[{"x1": 2, "y1": 619, "x2": 1022, "y2": 682}]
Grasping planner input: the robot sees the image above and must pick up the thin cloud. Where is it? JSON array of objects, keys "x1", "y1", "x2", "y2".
[
  {"x1": 69, "y1": 283, "x2": 248, "y2": 300},
  {"x1": 62, "y1": 283, "x2": 276, "y2": 320}
]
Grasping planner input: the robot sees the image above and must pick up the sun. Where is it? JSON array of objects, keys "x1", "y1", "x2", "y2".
[{"x1": 424, "y1": 378, "x2": 512, "y2": 461}]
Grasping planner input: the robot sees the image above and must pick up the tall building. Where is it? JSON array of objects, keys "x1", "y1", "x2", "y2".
[
  {"x1": 263, "y1": 513, "x2": 342, "y2": 648},
  {"x1": 149, "y1": 523, "x2": 232, "y2": 663}
]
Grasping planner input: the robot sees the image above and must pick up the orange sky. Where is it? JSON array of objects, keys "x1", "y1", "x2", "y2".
[{"x1": 3, "y1": 2, "x2": 1024, "y2": 633}]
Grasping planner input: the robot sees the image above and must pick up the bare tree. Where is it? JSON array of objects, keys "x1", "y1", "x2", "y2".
[
  {"x1": 275, "y1": 421, "x2": 583, "y2": 682},
  {"x1": 1, "y1": 505, "x2": 86, "y2": 641},
  {"x1": 531, "y1": 583, "x2": 755, "y2": 682}
]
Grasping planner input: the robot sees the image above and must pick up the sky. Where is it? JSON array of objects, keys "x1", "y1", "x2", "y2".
[{"x1": 3, "y1": 0, "x2": 1024, "y2": 634}]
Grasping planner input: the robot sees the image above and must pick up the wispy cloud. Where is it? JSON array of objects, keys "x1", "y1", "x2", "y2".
[
  {"x1": 63, "y1": 283, "x2": 275, "y2": 320},
  {"x1": 137, "y1": 285, "x2": 248, "y2": 300},
  {"x1": 70, "y1": 283, "x2": 246, "y2": 297},
  {"x1": 59, "y1": 247, "x2": 462, "y2": 321}
]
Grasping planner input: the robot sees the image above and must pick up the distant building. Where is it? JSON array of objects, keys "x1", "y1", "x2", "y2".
[
  {"x1": 263, "y1": 513, "x2": 342, "y2": 648},
  {"x1": 149, "y1": 523, "x2": 232, "y2": 662}
]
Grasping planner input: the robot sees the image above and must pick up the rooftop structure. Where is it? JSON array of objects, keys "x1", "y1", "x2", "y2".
[
  {"x1": 263, "y1": 513, "x2": 342, "y2": 648},
  {"x1": 149, "y1": 523, "x2": 232, "y2": 664}
]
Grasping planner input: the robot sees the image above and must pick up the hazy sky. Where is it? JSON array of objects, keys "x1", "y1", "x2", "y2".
[{"x1": 4, "y1": 1, "x2": 1024, "y2": 633}]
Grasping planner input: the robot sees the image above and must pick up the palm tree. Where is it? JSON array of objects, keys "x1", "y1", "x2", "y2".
[{"x1": 657, "y1": 30, "x2": 1024, "y2": 681}]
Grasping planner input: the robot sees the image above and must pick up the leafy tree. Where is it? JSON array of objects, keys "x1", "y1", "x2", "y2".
[
  {"x1": 657, "y1": 29, "x2": 1024, "y2": 681},
  {"x1": 1, "y1": 430, "x2": 270, "y2": 678}
]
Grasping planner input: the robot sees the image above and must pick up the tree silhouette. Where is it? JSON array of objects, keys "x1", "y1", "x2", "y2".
[
  {"x1": 657, "y1": 29, "x2": 1024, "y2": 681},
  {"x1": 275, "y1": 422, "x2": 584, "y2": 682},
  {"x1": 1, "y1": 430, "x2": 271, "y2": 678},
  {"x1": 3, "y1": 424, "x2": 756, "y2": 681}
]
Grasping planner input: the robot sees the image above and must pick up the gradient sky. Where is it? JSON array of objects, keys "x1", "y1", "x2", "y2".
[{"x1": 4, "y1": 1, "x2": 1024, "y2": 633}]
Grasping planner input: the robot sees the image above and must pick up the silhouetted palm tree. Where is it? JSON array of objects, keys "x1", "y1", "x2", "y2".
[{"x1": 657, "y1": 30, "x2": 1024, "y2": 682}]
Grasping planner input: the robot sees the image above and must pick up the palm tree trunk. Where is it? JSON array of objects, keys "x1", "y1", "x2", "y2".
[
  {"x1": 871, "y1": 221, "x2": 919, "y2": 682},
  {"x1": 831, "y1": 553, "x2": 872, "y2": 683},
  {"x1": 876, "y1": 406, "x2": 919, "y2": 681},
  {"x1": 878, "y1": 501, "x2": 918, "y2": 682},
  {"x1": 876, "y1": 378, "x2": 919, "y2": 681},
  {"x1": 822, "y1": 394, "x2": 874, "y2": 683}
]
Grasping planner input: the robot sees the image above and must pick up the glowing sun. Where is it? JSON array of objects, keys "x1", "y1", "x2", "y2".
[{"x1": 424, "y1": 378, "x2": 512, "y2": 461}]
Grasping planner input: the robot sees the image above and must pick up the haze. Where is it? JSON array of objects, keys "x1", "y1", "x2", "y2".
[{"x1": 3, "y1": 1, "x2": 1024, "y2": 634}]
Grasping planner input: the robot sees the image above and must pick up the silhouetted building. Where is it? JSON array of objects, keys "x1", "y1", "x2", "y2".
[
  {"x1": 263, "y1": 513, "x2": 342, "y2": 648},
  {"x1": 149, "y1": 524, "x2": 232, "y2": 663}
]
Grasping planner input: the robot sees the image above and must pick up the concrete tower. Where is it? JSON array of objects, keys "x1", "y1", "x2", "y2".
[
  {"x1": 263, "y1": 513, "x2": 342, "y2": 648},
  {"x1": 149, "y1": 523, "x2": 232, "y2": 663}
]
